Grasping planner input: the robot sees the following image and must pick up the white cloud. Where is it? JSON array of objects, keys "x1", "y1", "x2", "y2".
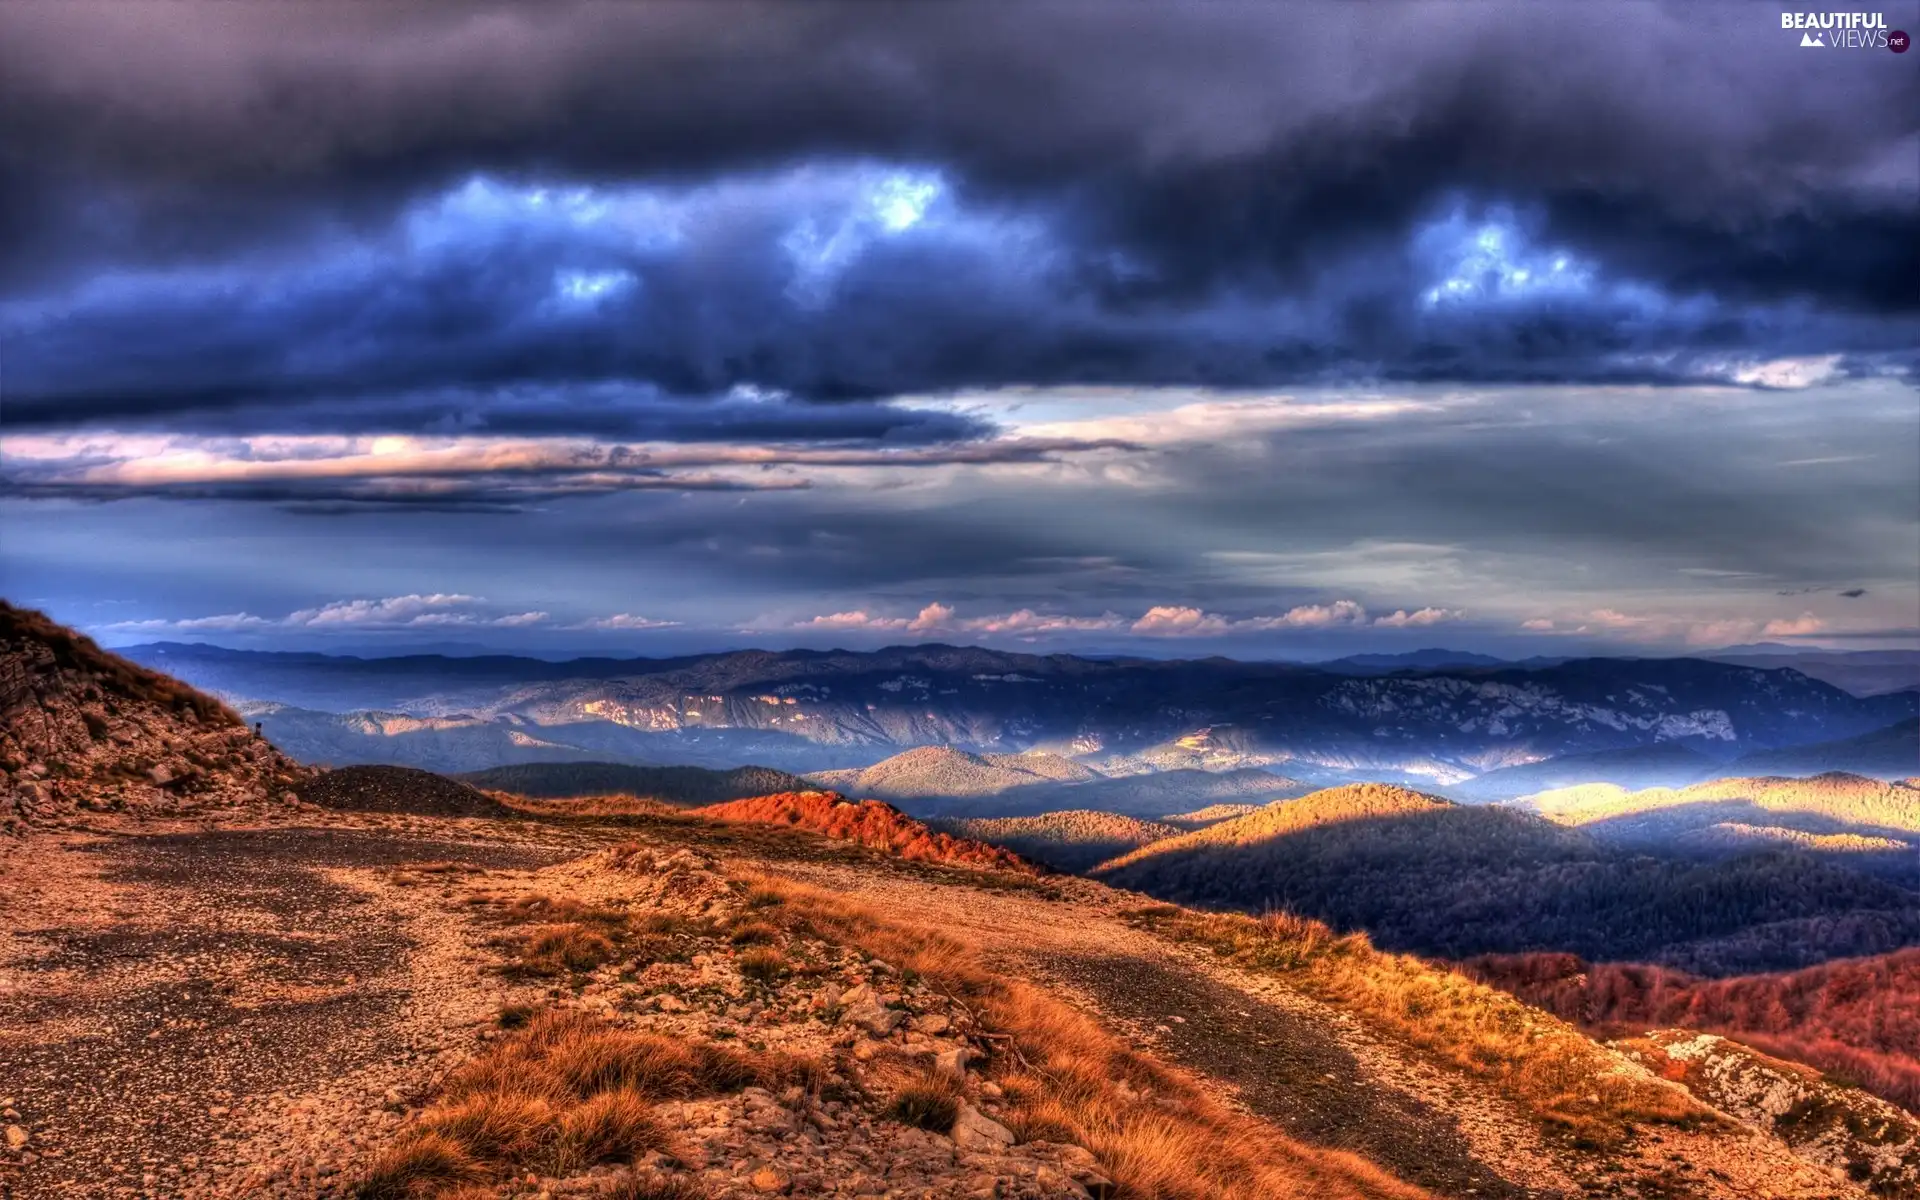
[
  {"x1": 796, "y1": 599, "x2": 1451, "y2": 639},
  {"x1": 1761, "y1": 612, "x2": 1827, "y2": 637},
  {"x1": 1372, "y1": 606, "x2": 1459, "y2": 628},
  {"x1": 1518, "y1": 608, "x2": 1829, "y2": 646},
  {"x1": 103, "y1": 594, "x2": 552, "y2": 634},
  {"x1": 1730, "y1": 355, "x2": 1843, "y2": 390},
  {"x1": 570, "y1": 613, "x2": 680, "y2": 631}
]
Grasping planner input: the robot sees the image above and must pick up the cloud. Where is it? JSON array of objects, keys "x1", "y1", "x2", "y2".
[
  {"x1": 798, "y1": 602, "x2": 1124, "y2": 636},
  {"x1": 0, "y1": 429, "x2": 1129, "y2": 511},
  {"x1": 0, "y1": 4, "x2": 1913, "y2": 442},
  {"x1": 796, "y1": 599, "x2": 1449, "y2": 640},
  {"x1": 1520, "y1": 608, "x2": 1828, "y2": 646},
  {"x1": 569, "y1": 613, "x2": 680, "y2": 631},
  {"x1": 104, "y1": 594, "x2": 552, "y2": 633},
  {"x1": 1761, "y1": 613, "x2": 1827, "y2": 637},
  {"x1": 1372, "y1": 607, "x2": 1459, "y2": 628}
]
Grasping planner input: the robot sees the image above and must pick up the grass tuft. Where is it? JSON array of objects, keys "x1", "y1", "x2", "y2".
[
  {"x1": 352, "y1": 1132, "x2": 487, "y2": 1199},
  {"x1": 555, "y1": 1088, "x2": 673, "y2": 1169},
  {"x1": 736, "y1": 947, "x2": 787, "y2": 983},
  {"x1": 884, "y1": 1067, "x2": 963, "y2": 1131}
]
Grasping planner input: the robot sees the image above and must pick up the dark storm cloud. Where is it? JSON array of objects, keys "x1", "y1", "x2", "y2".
[{"x1": 1, "y1": 1, "x2": 1915, "y2": 436}]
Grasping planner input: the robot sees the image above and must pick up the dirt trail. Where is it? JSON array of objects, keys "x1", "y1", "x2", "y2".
[
  {"x1": 765, "y1": 859, "x2": 1586, "y2": 1198},
  {"x1": 0, "y1": 825, "x2": 570, "y2": 1199}
]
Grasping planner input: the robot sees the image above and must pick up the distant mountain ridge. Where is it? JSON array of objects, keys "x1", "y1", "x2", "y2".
[
  {"x1": 118, "y1": 641, "x2": 1919, "y2": 779},
  {"x1": 805, "y1": 745, "x2": 1303, "y2": 817}
]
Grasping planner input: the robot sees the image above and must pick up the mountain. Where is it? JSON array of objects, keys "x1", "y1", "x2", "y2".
[
  {"x1": 807, "y1": 745, "x2": 1099, "y2": 801},
  {"x1": 1709, "y1": 648, "x2": 1920, "y2": 698},
  {"x1": 931, "y1": 810, "x2": 1181, "y2": 872},
  {"x1": 1524, "y1": 771, "x2": 1920, "y2": 837},
  {"x1": 1448, "y1": 742, "x2": 1725, "y2": 802},
  {"x1": 119, "y1": 641, "x2": 1919, "y2": 779},
  {"x1": 456, "y1": 761, "x2": 811, "y2": 805},
  {"x1": 1730, "y1": 716, "x2": 1918, "y2": 777},
  {"x1": 1093, "y1": 782, "x2": 1920, "y2": 973},
  {"x1": 239, "y1": 698, "x2": 866, "y2": 774},
  {"x1": 1315, "y1": 649, "x2": 1510, "y2": 674},
  {"x1": 811, "y1": 746, "x2": 1305, "y2": 817},
  {"x1": 0, "y1": 603, "x2": 308, "y2": 830}
]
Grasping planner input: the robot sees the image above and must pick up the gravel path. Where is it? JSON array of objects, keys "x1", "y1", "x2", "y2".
[{"x1": 0, "y1": 826, "x2": 568, "y2": 1199}]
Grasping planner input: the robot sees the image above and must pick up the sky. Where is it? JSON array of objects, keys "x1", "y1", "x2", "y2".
[{"x1": 2, "y1": 2, "x2": 1916, "y2": 660}]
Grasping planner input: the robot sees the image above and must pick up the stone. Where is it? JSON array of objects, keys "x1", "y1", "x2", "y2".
[
  {"x1": 749, "y1": 1164, "x2": 791, "y2": 1192},
  {"x1": 950, "y1": 1104, "x2": 1016, "y2": 1153},
  {"x1": 916, "y1": 1013, "x2": 952, "y2": 1035},
  {"x1": 934, "y1": 1047, "x2": 974, "y2": 1079},
  {"x1": 4, "y1": 1125, "x2": 27, "y2": 1150},
  {"x1": 147, "y1": 764, "x2": 174, "y2": 786}
]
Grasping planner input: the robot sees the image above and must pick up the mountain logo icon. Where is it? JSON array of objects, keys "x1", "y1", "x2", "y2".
[{"x1": 1800, "y1": 31, "x2": 1825, "y2": 46}]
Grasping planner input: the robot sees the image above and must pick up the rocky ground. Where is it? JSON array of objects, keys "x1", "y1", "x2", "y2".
[{"x1": 0, "y1": 800, "x2": 1888, "y2": 1199}]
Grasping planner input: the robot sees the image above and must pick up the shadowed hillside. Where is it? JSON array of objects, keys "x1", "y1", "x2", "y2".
[
  {"x1": 1095, "y1": 784, "x2": 1920, "y2": 973},
  {"x1": 457, "y1": 761, "x2": 810, "y2": 805},
  {"x1": 1732, "y1": 716, "x2": 1919, "y2": 776}
]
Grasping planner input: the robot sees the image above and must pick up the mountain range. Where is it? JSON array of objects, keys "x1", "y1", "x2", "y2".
[
  {"x1": 121, "y1": 641, "x2": 1918, "y2": 784},
  {"x1": 1088, "y1": 781, "x2": 1920, "y2": 974}
]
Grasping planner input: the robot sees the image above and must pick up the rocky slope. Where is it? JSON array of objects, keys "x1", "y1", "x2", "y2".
[
  {"x1": 0, "y1": 602, "x2": 308, "y2": 832},
  {"x1": 1617, "y1": 1030, "x2": 1919, "y2": 1194}
]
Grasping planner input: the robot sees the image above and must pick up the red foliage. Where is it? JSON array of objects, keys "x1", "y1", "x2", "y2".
[
  {"x1": 692, "y1": 791, "x2": 1037, "y2": 874},
  {"x1": 1463, "y1": 948, "x2": 1920, "y2": 1112}
]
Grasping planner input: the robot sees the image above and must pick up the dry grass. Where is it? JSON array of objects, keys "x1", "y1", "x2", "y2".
[
  {"x1": 606, "y1": 1176, "x2": 708, "y2": 1200},
  {"x1": 749, "y1": 875, "x2": 1429, "y2": 1200},
  {"x1": 353, "y1": 1132, "x2": 486, "y2": 1199},
  {"x1": 883, "y1": 1066, "x2": 963, "y2": 1131},
  {"x1": 499, "y1": 793, "x2": 686, "y2": 822},
  {"x1": 735, "y1": 947, "x2": 787, "y2": 984},
  {"x1": 353, "y1": 1009, "x2": 820, "y2": 1197},
  {"x1": 1136, "y1": 907, "x2": 1706, "y2": 1148},
  {"x1": 487, "y1": 894, "x2": 632, "y2": 979},
  {"x1": 555, "y1": 1088, "x2": 673, "y2": 1170},
  {"x1": 513, "y1": 924, "x2": 618, "y2": 977},
  {"x1": 727, "y1": 919, "x2": 780, "y2": 945}
]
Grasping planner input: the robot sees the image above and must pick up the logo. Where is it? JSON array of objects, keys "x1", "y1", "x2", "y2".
[{"x1": 1782, "y1": 11, "x2": 1897, "y2": 49}]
